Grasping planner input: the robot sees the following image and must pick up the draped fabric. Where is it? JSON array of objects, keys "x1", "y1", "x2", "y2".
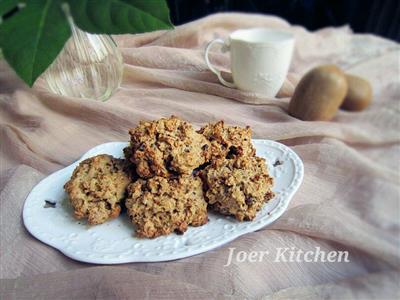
[{"x1": 1, "y1": 13, "x2": 399, "y2": 299}]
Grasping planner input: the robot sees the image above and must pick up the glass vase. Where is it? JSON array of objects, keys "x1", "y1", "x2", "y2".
[{"x1": 42, "y1": 21, "x2": 123, "y2": 101}]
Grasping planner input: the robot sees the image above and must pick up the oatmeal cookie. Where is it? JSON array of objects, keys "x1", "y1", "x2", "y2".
[
  {"x1": 64, "y1": 154, "x2": 131, "y2": 225},
  {"x1": 198, "y1": 121, "x2": 255, "y2": 160},
  {"x1": 201, "y1": 155, "x2": 274, "y2": 221},
  {"x1": 123, "y1": 146, "x2": 138, "y2": 180},
  {"x1": 126, "y1": 175, "x2": 208, "y2": 238},
  {"x1": 128, "y1": 116, "x2": 210, "y2": 178}
]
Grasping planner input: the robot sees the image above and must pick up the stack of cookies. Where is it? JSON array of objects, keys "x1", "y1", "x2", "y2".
[
  {"x1": 198, "y1": 121, "x2": 274, "y2": 221},
  {"x1": 64, "y1": 116, "x2": 274, "y2": 238},
  {"x1": 124, "y1": 116, "x2": 210, "y2": 238}
]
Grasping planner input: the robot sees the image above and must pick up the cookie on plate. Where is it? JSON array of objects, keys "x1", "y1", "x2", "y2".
[
  {"x1": 122, "y1": 146, "x2": 139, "y2": 180},
  {"x1": 127, "y1": 116, "x2": 210, "y2": 178},
  {"x1": 198, "y1": 120, "x2": 255, "y2": 160},
  {"x1": 64, "y1": 154, "x2": 131, "y2": 225},
  {"x1": 126, "y1": 175, "x2": 208, "y2": 238},
  {"x1": 201, "y1": 155, "x2": 274, "y2": 221}
]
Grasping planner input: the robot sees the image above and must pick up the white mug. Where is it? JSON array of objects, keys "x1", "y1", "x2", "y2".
[{"x1": 205, "y1": 28, "x2": 295, "y2": 97}]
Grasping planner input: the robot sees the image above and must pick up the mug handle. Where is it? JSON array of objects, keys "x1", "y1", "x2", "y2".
[{"x1": 204, "y1": 38, "x2": 236, "y2": 88}]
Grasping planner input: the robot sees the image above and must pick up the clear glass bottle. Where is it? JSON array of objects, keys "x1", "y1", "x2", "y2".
[{"x1": 43, "y1": 17, "x2": 123, "y2": 101}]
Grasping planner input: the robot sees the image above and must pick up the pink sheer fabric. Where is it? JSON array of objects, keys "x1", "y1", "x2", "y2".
[{"x1": 1, "y1": 13, "x2": 399, "y2": 299}]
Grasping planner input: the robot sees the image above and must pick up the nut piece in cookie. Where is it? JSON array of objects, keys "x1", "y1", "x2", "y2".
[
  {"x1": 126, "y1": 176, "x2": 208, "y2": 238},
  {"x1": 201, "y1": 156, "x2": 274, "y2": 221},
  {"x1": 198, "y1": 120, "x2": 255, "y2": 160},
  {"x1": 127, "y1": 116, "x2": 210, "y2": 178},
  {"x1": 64, "y1": 154, "x2": 131, "y2": 225}
]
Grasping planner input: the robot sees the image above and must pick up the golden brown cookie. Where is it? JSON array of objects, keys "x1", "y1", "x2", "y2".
[
  {"x1": 122, "y1": 146, "x2": 138, "y2": 180},
  {"x1": 201, "y1": 155, "x2": 274, "y2": 221},
  {"x1": 198, "y1": 121, "x2": 255, "y2": 160},
  {"x1": 126, "y1": 175, "x2": 208, "y2": 238},
  {"x1": 64, "y1": 154, "x2": 131, "y2": 225},
  {"x1": 127, "y1": 116, "x2": 210, "y2": 178}
]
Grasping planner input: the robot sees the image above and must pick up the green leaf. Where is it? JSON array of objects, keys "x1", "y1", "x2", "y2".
[
  {"x1": 0, "y1": 0, "x2": 172, "y2": 87},
  {"x1": 0, "y1": 0, "x2": 71, "y2": 86},
  {"x1": 67, "y1": 0, "x2": 173, "y2": 34}
]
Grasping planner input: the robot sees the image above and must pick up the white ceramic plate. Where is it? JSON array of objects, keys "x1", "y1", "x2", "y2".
[{"x1": 23, "y1": 140, "x2": 303, "y2": 264}]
